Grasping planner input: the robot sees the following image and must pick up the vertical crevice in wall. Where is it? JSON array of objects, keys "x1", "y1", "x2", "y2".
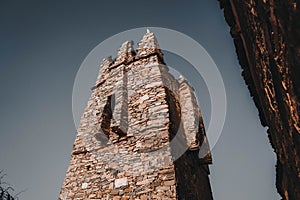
[{"x1": 99, "y1": 95, "x2": 113, "y2": 139}]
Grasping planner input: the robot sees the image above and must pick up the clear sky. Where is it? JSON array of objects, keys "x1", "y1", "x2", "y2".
[{"x1": 0, "y1": 1, "x2": 280, "y2": 199}]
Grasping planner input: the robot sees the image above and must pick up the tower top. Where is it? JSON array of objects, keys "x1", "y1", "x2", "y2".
[
  {"x1": 136, "y1": 31, "x2": 163, "y2": 59},
  {"x1": 114, "y1": 40, "x2": 135, "y2": 65},
  {"x1": 96, "y1": 31, "x2": 163, "y2": 82}
]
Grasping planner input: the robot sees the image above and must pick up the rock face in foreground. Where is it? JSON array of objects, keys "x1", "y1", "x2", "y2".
[
  {"x1": 59, "y1": 32, "x2": 213, "y2": 199},
  {"x1": 219, "y1": 0, "x2": 300, "y2": 199}
]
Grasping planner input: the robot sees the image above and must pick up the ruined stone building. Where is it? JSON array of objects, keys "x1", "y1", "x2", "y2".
[{"x1": 59, "y1": 32, "x2": 213, "y2": 199}]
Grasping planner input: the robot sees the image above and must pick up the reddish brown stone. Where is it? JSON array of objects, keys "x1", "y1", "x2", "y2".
[{"x1": 219, "y1": 0, "x2": 300, "y2": 199}]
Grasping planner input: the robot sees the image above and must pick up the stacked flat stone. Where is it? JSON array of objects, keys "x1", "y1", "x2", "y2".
[{"x1": 59, "y1": 32, "x2": 213, "y2": 200}]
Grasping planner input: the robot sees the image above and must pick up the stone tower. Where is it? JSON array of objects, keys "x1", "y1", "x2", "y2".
[{"x1": 59, "y1": 32, "x2": 213, "y2": 200}]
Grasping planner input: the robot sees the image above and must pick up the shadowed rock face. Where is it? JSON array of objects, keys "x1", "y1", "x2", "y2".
[{"x1": 218, "y1": 0, "x2": 300, "y2": 199}]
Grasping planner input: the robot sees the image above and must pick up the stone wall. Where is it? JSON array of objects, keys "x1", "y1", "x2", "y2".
[
  {"x1": 218, "y1": 0, "x2": 300, "y2": 199},
  {"x1": 59, "y1": 32, "x2": 213, "y2": 199}
]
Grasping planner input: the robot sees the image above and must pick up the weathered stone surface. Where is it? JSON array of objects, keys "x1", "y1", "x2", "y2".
[
  {"x1": 219, "y1": 0, "x2": 300, "y2": 199},
  {"x1": 59, "y1": 32, "x2": 213, "y2": 199}
]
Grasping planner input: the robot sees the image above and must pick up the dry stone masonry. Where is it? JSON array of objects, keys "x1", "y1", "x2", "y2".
[{"x1": 59, "y1": 32, "x2": 213, "y2": 200}]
